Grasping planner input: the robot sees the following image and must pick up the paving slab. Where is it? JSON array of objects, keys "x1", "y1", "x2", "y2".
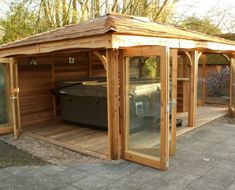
[
  {"x1": 185, "y1": 176, "x2": 233, "y2": 190},
  {"x1": 0, "y1": 116, "x2": 235, "y2": 190},
  {"x1": 72, "y1": 174, "x2": 114, "y2": 190}
]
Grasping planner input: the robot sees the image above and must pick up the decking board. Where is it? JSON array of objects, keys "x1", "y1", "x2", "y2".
[{"x1": 24, "y1": 122, "x2": 108, "y2": 158}]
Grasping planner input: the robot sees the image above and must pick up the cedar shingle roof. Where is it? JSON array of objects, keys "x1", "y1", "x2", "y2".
[
  {"x1": 1, "y1": 14, "x2": 235, "y2": 50},
  {"x1": 218, "y1": 33, "x2": 235, "y2": 41}
]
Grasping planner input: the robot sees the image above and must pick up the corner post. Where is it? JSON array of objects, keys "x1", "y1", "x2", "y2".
[
  {"x1": 188, "y1": 51, "x2": 199, "y2": 127},
  {"x1": 106, "y1": 49, "x2": 119, "y2": 159}
]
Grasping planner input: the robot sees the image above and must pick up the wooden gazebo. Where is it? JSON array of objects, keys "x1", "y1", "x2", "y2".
[{"x1": 0, "y1": 14, "x2": 234, "y2": 170}]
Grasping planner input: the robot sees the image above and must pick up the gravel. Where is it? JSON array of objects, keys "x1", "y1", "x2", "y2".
[{"x1": 0, "y1": 134, "x2": 108, "y2": 166}]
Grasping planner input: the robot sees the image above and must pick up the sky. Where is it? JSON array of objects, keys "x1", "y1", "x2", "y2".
[
  {"x1": 174, "y1": 0, "x2": 235, "y2": 32},
  {"x1": 0, "y1": 0, "x2": 234, "y2": 32}
]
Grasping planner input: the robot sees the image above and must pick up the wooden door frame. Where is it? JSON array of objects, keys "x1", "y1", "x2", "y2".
[
  {"x1": 119, "y1": 46, "x2": 170, "y2": 170},
  {"x1": 169, "y1": 49, "x2": 178, "y2": 156},
  {"x1": 0, "y1": 59, "x2": 14, "y2": 135},
  {"x1": 229, "y1": 54, "x2": 235, "y2": 116},
  {"x1": 10, "y1": 58, "x2": 22, "y2": 139}
]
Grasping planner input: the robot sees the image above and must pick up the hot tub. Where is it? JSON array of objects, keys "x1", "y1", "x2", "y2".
[{"x1": 55, "y1": 80, "x2": 107, "y2": 129}]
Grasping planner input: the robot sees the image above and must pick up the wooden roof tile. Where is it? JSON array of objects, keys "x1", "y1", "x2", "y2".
[{"x1": 0, "y1": 14, "x2": 235, "y2": 50}]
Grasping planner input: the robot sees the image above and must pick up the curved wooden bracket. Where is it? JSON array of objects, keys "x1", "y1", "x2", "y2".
[
  {"x1": 222, "y1": 54, "x2": 231, "y2": 62},
  {"x1": 185, "y1": 51, "x2": 192, "y2": 66},
  {"x1": 185, "y1": 51, "x2": 202, "y2": 66},
  {"x1": 93, "y1": 51, "x2": 107, "y2": 71},
  {"x1": 197, "y1": 52, "x2": 203, "y2": 62}
]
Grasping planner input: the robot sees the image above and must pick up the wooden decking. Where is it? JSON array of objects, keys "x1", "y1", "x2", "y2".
[
  {"x1": 23, "y1": 106, "x2": 227, "y2": 159},
  {"x1": 177, "y1": 106, "x2": 228, "y2": 136},
  {"x1": 24, "y1": 121, "x2": 108, "y2": 159}
]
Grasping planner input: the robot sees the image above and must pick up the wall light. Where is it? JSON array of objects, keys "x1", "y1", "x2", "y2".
[
  {"x1": 69, "y1": 57, "x2": 75, "y2": 64},
  {"x1": 29, "y1": 57, "x2": 37, "y2": 65}
]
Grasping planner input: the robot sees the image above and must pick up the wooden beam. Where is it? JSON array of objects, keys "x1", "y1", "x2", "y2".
[
  {"x1": 0, "y1": 58, "x2": 10, "y2": 63},
  {"x1": 0, "y1": 127, "x2": 14, "y2": 135},
  {"x1": 188, "y1": 51, "x2": 199, "y2": 127},
  {"x1": 170, "y1": 49, "x2": 178, "y2": 156},
  {"x1": 0, "y1": 35, "x2": 112, "y2": 58},
  {"x1": 93, "y1": 51, "x2": 107, "y2": 71},
  {"x1": 112, "y1": 34, "x2": 235, "y2": 52},
  {"x1": 106, "y1": 49, "x2": 119, "y2": 160},
  {"x1": 122, "y1": 46, "x2": 163, "y2": 57},
  {"x1": 1, "y1": 34, "x2": 235, "y2": 58},
  {"x1": 160, "y1": 46, "x2": 170, "y2": 170},
  {"x1": 125, "y1": 151, "x2": 162, "y2": 169}
]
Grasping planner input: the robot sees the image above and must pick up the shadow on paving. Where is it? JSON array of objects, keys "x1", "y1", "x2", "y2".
[{"x1": 0, "y1": 140, "x2": 47, "y2": 169}]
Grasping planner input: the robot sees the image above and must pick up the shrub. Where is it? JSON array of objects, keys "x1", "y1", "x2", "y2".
[{"x1": 206, "y1": 66, "x2": 229, "y2": 97}]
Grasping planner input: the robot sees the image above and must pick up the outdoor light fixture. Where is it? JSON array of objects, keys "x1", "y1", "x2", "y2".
[
  {"x1": 69, "y1": 57, "x2": 75, "y2": 64},
  {"x1": 29, "y1": 57, "x2": 37, "y2": 65}
]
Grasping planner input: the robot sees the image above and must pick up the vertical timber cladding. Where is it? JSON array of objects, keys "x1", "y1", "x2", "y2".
[
  {"x1": 18, "y1": 57, "x2": 54, "y2": 126},
  {"x1": 53, "y1": 51, "x2": 106, "y2": 81},
  {"x1": 53, "y1": 53, "x2": 89, "y2": 81},
  {"x1": 17, "y1": 52, "x2": 106, "y2": 127}
]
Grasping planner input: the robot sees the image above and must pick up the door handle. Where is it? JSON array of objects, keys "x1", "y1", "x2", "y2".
[
  {"x1": 9, "y1": 95, "x2": 17, "y2": 100},
  {"x1": 169, "y1": 100, "x2": 177, "y2": 108}
]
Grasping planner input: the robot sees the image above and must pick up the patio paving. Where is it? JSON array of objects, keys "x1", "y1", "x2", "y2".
[{"x1": 1, "y1": 116, "x2": 235, "y2": 190}]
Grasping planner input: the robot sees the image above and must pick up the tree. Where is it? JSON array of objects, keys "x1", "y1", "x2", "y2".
[
  {"x1": 0, "y1": 0, "x2": 181, "y2": 44},
  {"x1": 179, "y1": 16, "x2": 221, "y2": 35},
  {"x1": 0, "y1": 2, "x2": 39, "y2": 44}
]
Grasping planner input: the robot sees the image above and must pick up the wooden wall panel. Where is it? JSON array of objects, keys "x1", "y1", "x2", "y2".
[
  {"x1": 18, "y1": 63, "x2": 53, "y2": 126},
  {"x1": 54, "y1": 53, "x2": 89, "y2": 81},
  {"x1": 17, "y1": 52, "x2": 107, "y2": 127},
  {"x1": 177, "y1": 80, "x2": 189, "y2": 113}
]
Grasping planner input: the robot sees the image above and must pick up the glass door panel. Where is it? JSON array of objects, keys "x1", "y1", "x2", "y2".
[
  {"x1": 0, "y1": 64, "x2": 9, "y2": 126},
  {"x1": 0, "y1": 60, "x2": 21, "y2": 138},
  {"x1": 123, "y1": 46, "x2": 170, "y2": 170},
  {"x1": 127, "y1": 56, "x2": 161, "y2": 158},
  {"x1": 0, "y1": 62, "x2": 14, "y2": 135}
]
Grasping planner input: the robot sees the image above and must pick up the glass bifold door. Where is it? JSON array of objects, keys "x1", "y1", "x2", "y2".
[
  {"x1": 0, "y1": 61, "x2": 21, "y2": 139},
  {"x1": 122, "y1": 47, "x2": 177, "y2": 170},
  {"x1": 0, "y1": 63, "x2": 9, "y2": 126}
]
